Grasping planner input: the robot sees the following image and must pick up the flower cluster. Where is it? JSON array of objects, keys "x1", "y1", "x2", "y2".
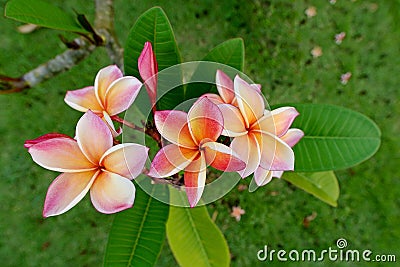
[{"x1": 25, "y1": 42, "x2": 303, "y2": 216}]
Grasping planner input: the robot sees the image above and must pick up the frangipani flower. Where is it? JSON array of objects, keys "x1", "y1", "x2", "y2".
[
  {"x1": 205, "y1": 69, "x2": 261, "y2": 106},
  {"x1": 64, "y1": 65, "x2": 142, "y2": 133},
  {"x1": 148, "y1": 97, "x2": 245, "y2": 207},
  {"x1": 25, "y1": 111, "x2": 148, "y2": 217},
  {"x1": 206, "y1": 70, "x2": 304, "y2": 185},
  {"x1": 138, "y1": 42, "x2": 158, "y2": 110}
]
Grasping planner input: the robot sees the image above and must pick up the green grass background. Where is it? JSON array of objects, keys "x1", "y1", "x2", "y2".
[{"x1": 0, "y1": 0, "x2": 399, "y2": 266}]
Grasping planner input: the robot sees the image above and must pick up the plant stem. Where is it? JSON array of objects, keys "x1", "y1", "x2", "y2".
[
  {"x1": 111, "y1": 115, "x2": 164, "y2": 149},
  {"x1": 145, "y1": 120, "x2": 163, "y2": 148},
  {"x1": 143, "y1": 168, "x2": 183, "y2": 187},
  {"x1": 111, "y1": 115, "x2": 144, "y2": 131}
]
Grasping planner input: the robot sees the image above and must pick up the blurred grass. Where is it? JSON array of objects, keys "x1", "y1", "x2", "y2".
[{"x1": 0, "y1": 0, "x2": 399, "y2": 266}]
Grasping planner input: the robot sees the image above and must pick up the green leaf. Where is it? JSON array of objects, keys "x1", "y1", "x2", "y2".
[
  {"x1": 124, "y1": 7, "x2": 181, "y2": 76},
  {"x1": 103, "y1": 186, "x2": 169, "y2": 267},
  {"x1": 124, "y1": 7, "x2": 183, "y2": 111},
  {"x1": 287, "y1": 103, "x2": 381, "y2": 171},
  {"x1": 203, "y1": 38, "x2": 244, "y2": 71},
  {"x1": 282, "y1": 171, "x2": 339, "y2": 207},
  {"x1": 5, "y1": 0, "x2": 88, "y2": 33},
  {"x1": 184, "y1": 38, "x2": 245, "y2": 100},
  {"x1": 166, "y1": 189, "x2": 230, "y2": 267}
]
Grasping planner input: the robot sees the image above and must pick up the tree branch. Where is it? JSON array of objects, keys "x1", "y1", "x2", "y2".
[
  {"x1": 1, "y1": 0, "x2": 123, "y2": 94},
  {"x1": 94, "y1": 0, "x2": 123, "y2": 68},
  {"x1": 94, "y1": 0, "x2": 114, "y2": 30},
  {"x1": 0, "y1": 38, "x2": 94, "y2": 94},
  {"x1": 24, "y1": 39, "x2": 95, "y2": 87}
]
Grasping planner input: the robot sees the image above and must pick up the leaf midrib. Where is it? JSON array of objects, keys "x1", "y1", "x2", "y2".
[
  {"x1": 179, "y1": 191, "x2": 212, "y2": 267},
  {"x1": 283, "y1": 172, "x2": 338, "y2": 206},
  {"x1": 184, "y1": 208, "x2": 212, "y2": 267},
  {"x1": 297, "y1": 173, "x2": 337, "y2": 196},
  {"x1": 127, "y1": 192, "x2": 153, "y2": 267},
  {"x1": 302, "y1": 136, "x2": 380, "y2": 140}
]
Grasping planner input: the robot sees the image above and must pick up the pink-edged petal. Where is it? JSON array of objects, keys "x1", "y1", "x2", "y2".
[
  {"x1": 253, "y1": 107, "x2": 299, "y2": 136},
  {"x1": 234, "y1": 75, "x2": 265, "y2": 128},
  {"x1": 281, "y1": 128, "x2": 304, "y2": 147},
  {"x1": 28, "y1": 138, "x2": 96, "y2": 172},
  {"x1": 43, "y1": 170, "x2": 99, "y2": 217},
  {"x1": 216, "y1": 70, "x2": 235, "y2": 104},
  {"x1": 203, "y1": 93, "x2": 225, "y2": 105},
  {"x1": 100, "y1": 143, "x2": 149, "y2": 179},
  {"x1": 94, "y1": 65, "x2": 123, "y2": 105},
  {"x1": 188, "y1": 97, "x2": 223, "y2": 144},
  {"x1": 272, "y1": 170, "x2": 284, "y2": 178},
  {"x1": 138, "y1": 42, "x2": 158, "y2": 107},
  {"x1": 255, "y1": 132, "x2": 295, "y2": 171},
  {"x1": 218, "y1": 104, "x2": 247, "y2": 137},
  {"x1": 148, "y1": 144, "x2": 198, "y2": 178},
  {"x1": 230, "y1": 133, "x2": 261, "y2": 178},
  {"x1": 76, "y1": 110, "x2": 113, "y2": 164},
  {"x1": 253, "y1": 166, "x2": 273, "y2": 187},
  {"x1": 104, "y1": 76, "x2": 142, "y2": 116},
  {"x1": 202, "y1": 141, "x2": 245, "y2": 172},
  {"x1": 24, "y1": 133, "x2": 72, "y2": 149},
  {"x1": 102, "y1": 111, "x2": 121, "y2": 137},
  {"x1": 90, "y1": 170, "x2": 135, "y2": 214},
  {"x1": 184, "y1": 153, "x2": 207, "y2": 208},
  {"x1": 251, "y1": 84, "x2": 262, "y2": 93},
  {"x1": 154, "y1": 110, "x2": 197, "y2": 148},
  {"x1": 64, "y1": 86, "x2": 103, "y2": 113}
]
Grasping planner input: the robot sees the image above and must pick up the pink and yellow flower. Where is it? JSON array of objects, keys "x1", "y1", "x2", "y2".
[
  {"x1": 26, "y1": 110, "x2": 148, "y2": 217},
  {"x1": 148, "y1": 97, "x2": 245, "y2": 207},
  {"x1": 206, "y1": 70, "x2": 304, "y2": 186},
  {"x1": 64, "y1": 65, "x2": 142, "y2": 133}
]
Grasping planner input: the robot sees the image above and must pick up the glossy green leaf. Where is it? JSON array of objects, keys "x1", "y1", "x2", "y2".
[
  {"x1": 282, "y1": 171, "x2": 339, "y2": 207},
  {"x1": 124, "y1": 7, "x2": 181, "y2": 76},
  {"x1": 166, "y1": 189, "x2": 230, "y2": 267},
  {"x1": 184, "y1": 38, "x2": 245, "y2": 100},
  {"x1": 287, "y1": 103, "x2": 381, "y2": 171},
  {"x1": 124, "y1": 7, "x2": 183, "y2": 111},
  {"x1": 103, "y1": 186, "x2": 169, "y2": 267},
  {"x1": 203, "y1": 38, "x2": 244, "y2": 71},
  {"x1": 5, "y1": 0, "x2": 88, "y2": 33}
]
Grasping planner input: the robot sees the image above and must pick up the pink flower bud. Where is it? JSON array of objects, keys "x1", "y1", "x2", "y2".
[{"x1": 138, "y1": 42, "x2": 158, "y2": 111}]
